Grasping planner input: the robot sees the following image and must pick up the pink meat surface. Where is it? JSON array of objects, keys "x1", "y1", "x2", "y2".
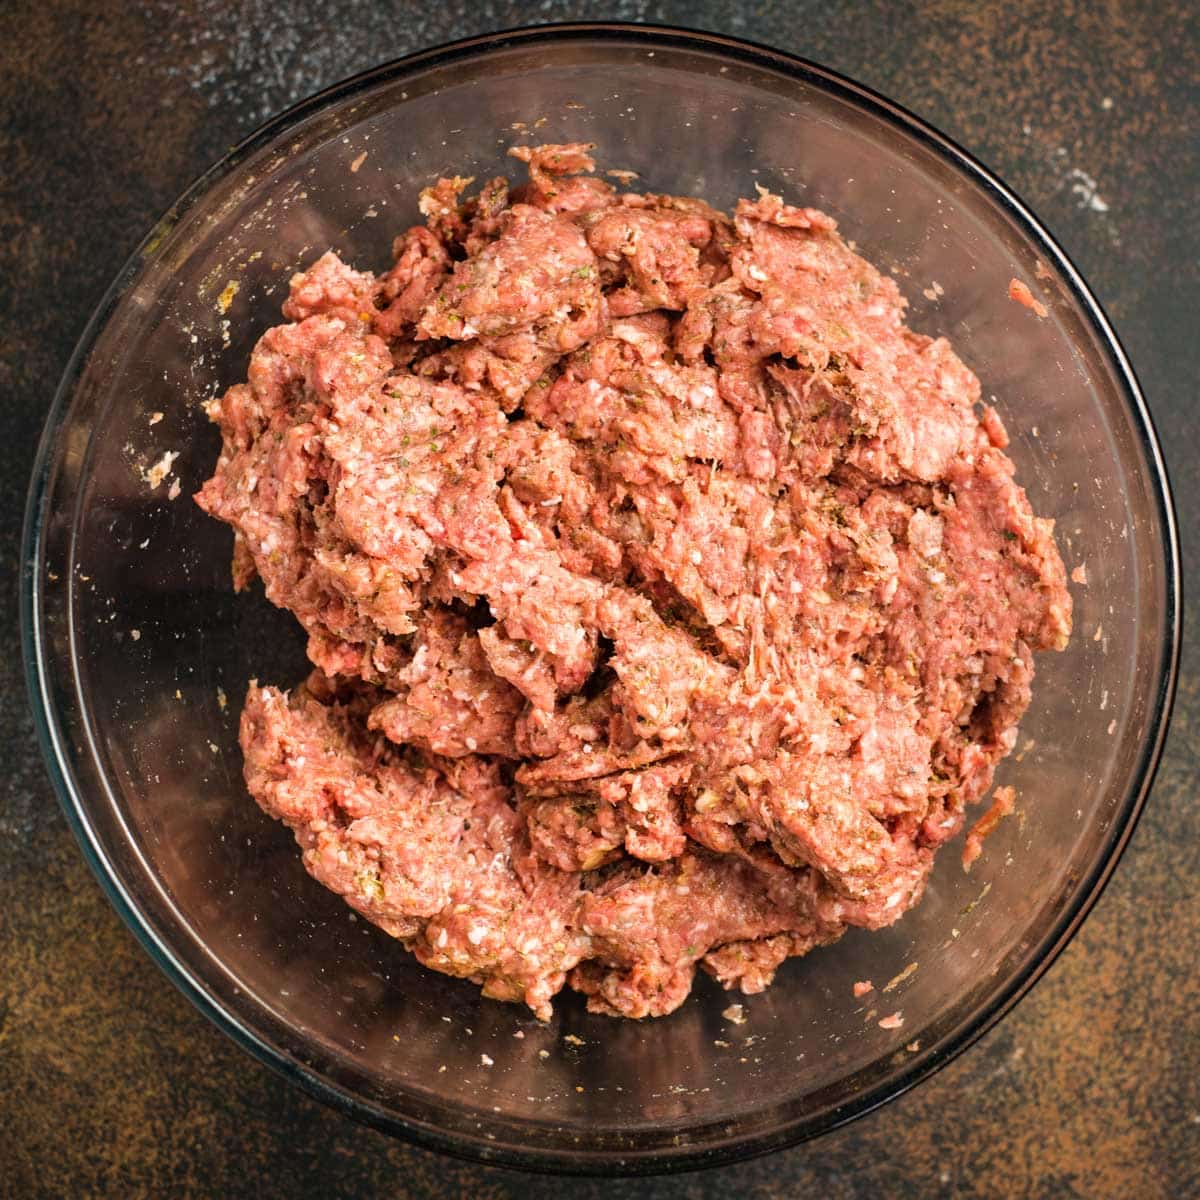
[{"x1": 197, "y1": 145, "x2": 1072, "y2": 1020}]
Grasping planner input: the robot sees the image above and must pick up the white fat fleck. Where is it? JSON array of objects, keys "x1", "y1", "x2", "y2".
[{"x1": 467, "y1": 925, "x2": 487, "y2": 945}]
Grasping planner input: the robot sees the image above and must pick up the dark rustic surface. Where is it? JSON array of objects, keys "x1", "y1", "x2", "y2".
[{"x1": 2, "y1": 2, "x2": 1197, "y2": 1196}]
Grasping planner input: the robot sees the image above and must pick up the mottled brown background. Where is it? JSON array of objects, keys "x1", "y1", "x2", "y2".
[{"x1": 1, "y1": 1, "x2": 1197, "y2": 1197}]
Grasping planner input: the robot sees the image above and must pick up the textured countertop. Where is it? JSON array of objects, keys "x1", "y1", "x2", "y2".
[{"x1": 2, "y1": 2, "x2": 1197, "y2": 1196}]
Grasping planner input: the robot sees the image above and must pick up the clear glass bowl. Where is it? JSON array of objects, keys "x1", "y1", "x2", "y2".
[{"x1": 21, "y1": 24, "x2": 1179, "y2": 1174}]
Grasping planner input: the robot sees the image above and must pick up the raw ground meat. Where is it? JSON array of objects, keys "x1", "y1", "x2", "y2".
[{"x1": 197, "y1": 144, "x2": 1072, "y2": 1020}]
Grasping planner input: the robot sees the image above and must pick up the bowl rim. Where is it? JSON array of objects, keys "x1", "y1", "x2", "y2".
[{"x1": 21, "y1": 20, "x2": 1182, "y2": 1176}]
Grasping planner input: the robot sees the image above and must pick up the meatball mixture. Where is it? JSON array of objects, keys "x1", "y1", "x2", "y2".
[{"x1": 197, "y1": 145, "x2": 1071, "y2": 1019}]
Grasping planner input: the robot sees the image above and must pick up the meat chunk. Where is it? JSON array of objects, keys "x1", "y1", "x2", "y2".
[
  {"x1": 583, "y1": 203, "x2": 714, "y2": 314},
  {"x1": 417, "y1": 203, "x2": 600, "y2": 345},
  {"x1": 241, "y1": 677, "x2": 585, "y2": 1019},
  {"x1": 366, "y1": 611, "x2": 525, "y2": 758}
]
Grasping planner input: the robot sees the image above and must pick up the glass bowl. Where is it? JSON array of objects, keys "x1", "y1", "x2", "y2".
[{"x1": 21, "y1": 23, "x2": 1179, "y2": 1174}]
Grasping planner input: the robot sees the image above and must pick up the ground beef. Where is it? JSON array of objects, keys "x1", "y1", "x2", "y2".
[{"x1": 197, "y1": 144, "x2": 1072, "y2": 1020}]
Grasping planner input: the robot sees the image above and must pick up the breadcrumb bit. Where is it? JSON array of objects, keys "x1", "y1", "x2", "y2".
[
  {"x1": 883, "y1": 962, "x2": 919, "y2": 993},
  {"x1": 722, "y1": 1003, "x2": 746, "y2": 1024},
  {"x1": 563, "y1": 1034, "x2": 585, "y2": 1046},
  {"x1": 142, "y1": 450, "x2": 179, "y2": 490},
  {"x1": 1071, "y1": 564, "x2": 1088, "y2": 585},
  {"x1": 879, "y1": 1012, "x2": 904, "y2": 1030},
  {"x1": 480, "y1": 1054, "x2": 494, "y2": 1067},
  {"x1": 216, "y1": 279, "x2": 240, "y2": 314},
  {"x1": 853, "y1": 980, "x2": 874, "y2": 998},
  {"x1": 350, "y1": 151, "x2": 368, "y2": 173}
]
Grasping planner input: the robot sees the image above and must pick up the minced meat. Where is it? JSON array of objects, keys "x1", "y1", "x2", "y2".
[{"x1": 196, "y1": 144, "x2": 1072, "y2": 1020}]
